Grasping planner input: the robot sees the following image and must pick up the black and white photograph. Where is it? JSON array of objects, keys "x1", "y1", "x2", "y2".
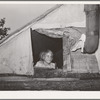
[{"x1": 0, "y1": 1, "x2": 100, "y2": 93}]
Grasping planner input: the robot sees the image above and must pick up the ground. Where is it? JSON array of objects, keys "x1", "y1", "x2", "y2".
[{"x1": 0, "y1": 69, "x2": 100, "y2": 91}]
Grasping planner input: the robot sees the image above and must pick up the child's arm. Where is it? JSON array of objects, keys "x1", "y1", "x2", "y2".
[
  {"x1": 35, "y1": 61, "x2": 41, "y2": 67},
  {"x1": 50, "y1": 63, "x2": 56, "y2": 69},
  {"x1": 55, "y1": 63, "x2": 58, "y2": 69}
]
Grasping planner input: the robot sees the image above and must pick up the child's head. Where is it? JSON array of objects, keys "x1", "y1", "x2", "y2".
[{"x1": 40, "y1": 50, "x2": 53, "y2": 64}]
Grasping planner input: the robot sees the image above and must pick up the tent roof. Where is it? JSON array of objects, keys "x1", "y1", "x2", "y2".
[
  {"x1": 0, "y1": 4, "x2": 63, "y2": 45},
  {"x1": 0, "y1": 4, "x2": 86, "y2": 46},
  {"x1": 32, "y1": 4, "x2": 85, "y2": 29}
]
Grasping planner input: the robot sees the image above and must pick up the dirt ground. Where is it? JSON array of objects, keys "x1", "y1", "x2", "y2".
[{"x1": 0, "y1": 72, "x2": 100, "y2": 91}]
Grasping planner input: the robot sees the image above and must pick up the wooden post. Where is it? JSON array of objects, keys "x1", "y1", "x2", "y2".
[{"x1": 63, "y1": 33, "x2": 72, "y2": 72}]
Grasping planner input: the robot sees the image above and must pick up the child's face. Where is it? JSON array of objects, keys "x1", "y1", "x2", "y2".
[{"x1": 44, "y1": 52, "x2": 53, "y2": 64}]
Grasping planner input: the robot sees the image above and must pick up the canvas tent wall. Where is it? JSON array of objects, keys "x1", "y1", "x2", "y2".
[{"x1": 0, "y1": 4, "x2": 98, "y2": 75}]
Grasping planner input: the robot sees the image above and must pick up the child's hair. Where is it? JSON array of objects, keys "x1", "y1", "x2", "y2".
[{"x1": 40, "y1": 50, "x2": 53, "y2": 61}]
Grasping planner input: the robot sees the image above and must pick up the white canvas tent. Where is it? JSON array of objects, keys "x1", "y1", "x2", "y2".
[{"x1": 0, "y1": 4, "x2": 86, "y2": 75}]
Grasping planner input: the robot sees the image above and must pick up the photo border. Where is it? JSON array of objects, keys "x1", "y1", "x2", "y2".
[{"x1": 0, "y1": 0, "x2": 100, "y2": 99}]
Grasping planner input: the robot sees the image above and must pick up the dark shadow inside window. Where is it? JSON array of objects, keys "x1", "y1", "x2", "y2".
[{"x1": 31, "y1": 29, "x2": 63, "y2": 69}]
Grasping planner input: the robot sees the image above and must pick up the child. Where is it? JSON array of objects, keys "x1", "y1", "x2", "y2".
[{"x1": 35, "y1": 50, "x2": 56, "y2": 69}]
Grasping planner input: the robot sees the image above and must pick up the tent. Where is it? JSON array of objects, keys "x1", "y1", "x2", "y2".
[{"x1": 0, "y1": 4, "x2": 98, "y2": 75}]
